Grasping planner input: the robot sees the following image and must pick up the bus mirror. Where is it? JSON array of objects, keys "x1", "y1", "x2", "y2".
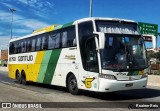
[{"x1": 93, "y1": 32, "x2": 105, "y2": 49}]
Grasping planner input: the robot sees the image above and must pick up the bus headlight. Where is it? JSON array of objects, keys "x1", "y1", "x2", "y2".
[{"x1": 99, "y1": 74, "x2": 117, "y2": 80}]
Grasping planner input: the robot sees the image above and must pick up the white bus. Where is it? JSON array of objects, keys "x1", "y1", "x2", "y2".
[{"x1": 8, "y1": 17, "x2": 148, "y2": 95}]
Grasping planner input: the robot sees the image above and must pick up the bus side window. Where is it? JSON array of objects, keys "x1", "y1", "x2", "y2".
[
  {"x1": 36, "y1": 37, "x2": 42, "y2": 51},
  {"x1": 67, "y1": 26, "x2": 76, "y2": 47},
  {"x1": 62, "y1": 31, "x2": 67, "y2": 47},
  {"x1": 48, "y1": 33, "x2": 54, "y2": 49},
  {"x1": 21, "y1": 41, "x2": 26, "y2": 53},
  {"x1": 21, "y1": 41, "x2": 23, "y2": 53},
  {"x1": 42, "y1": 36, "x2": 48, "y2": 50},
  {"x1": 48, "y1": 31, "x2": 60, "y2": 49},
  {"x1": 61, "y1": 26, "x2": 76, "y2": 48},
  {"x1": 17, "y1": 41, "x2": 21, "y2": 53},
  {"x1": 9, "y1": 42, "x2": 15, "y2": 54},
  {"x1": 27, "y1": 39, "x2": 32, "y2": 52},
  {"x1": 14, "y1": 42, "x2": 18, "y2": 54},
  {"x1": 31, "y1": 38, "x2": 36, "y2": 51},
  {"x1": 55, "y1": 33, "x2": 60, "y2": 48}
]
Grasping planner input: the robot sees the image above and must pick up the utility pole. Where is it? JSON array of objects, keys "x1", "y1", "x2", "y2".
[
  {"x1": 9, "y1": 8, "x2": 16, "y2": 39},
  {"x1": 89, "y1": 0, "x2": 93, "y2": 17}
]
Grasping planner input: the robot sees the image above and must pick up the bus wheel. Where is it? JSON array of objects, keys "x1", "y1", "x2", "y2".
[
  {"x1": 68, "y1": 75, "x2": 79, "y2": 95},
  {"x1": 16, "y1": 71, "x2": 22, "y2": 84},
  {"x1": 21, "y1": 71, "x2": 27, "y2": 85}
]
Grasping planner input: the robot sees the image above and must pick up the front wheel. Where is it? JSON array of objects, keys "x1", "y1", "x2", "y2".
[{"x1": 68, "y1": 75, "x2": 79, "y2": 95}]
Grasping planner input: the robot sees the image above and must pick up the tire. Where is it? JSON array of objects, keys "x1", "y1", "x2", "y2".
[
  {"x1": 16, "y1": 71, "x2": 22, "y2": 84},
  {"x1": 68, "y1": 75, "x2": 79, "y2": 95},
  {"x1": 21, "y1": 71, "x2": 27, "y2": 85}
]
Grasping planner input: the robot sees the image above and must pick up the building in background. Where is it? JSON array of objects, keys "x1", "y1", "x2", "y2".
[{"x1": 0, "y1": 49, "x2": 8, "y2": 66}]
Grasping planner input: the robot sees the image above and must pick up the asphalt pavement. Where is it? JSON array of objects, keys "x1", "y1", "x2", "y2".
[{"x1": 0, "y1": 70, "x2": 160, "y2": 111}]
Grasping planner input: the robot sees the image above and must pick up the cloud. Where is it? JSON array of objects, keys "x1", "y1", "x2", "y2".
[
  {"x1": 0, "y1": 10, "x2": 24, "y2": 23},
  {"x1": 0, "y1": 1, "x2": 53, "y2": 49},
  {"x1": 13, "y1": 29, "x2": 32, "y2": 34},
  {"x1": 0, "y1": 32, "x2": 4, "y2": 35},
  {"x1": 18, "y1": 0, "x2": 54, "y2": 9},
  {"x1": 15, "y1": 19, "x2": 50, "y2": 30},
  {"x1": 17, "y1": 0, "x2": 55, "y2": 18},
  {"x1": 0, "y1": 10, "x2": 50, "y2": 33}
]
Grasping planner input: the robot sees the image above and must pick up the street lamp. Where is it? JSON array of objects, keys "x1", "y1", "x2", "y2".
[
  {"x1": 89, "y1": 0, "x2": 93, "y2": 17},
  {"x1": 9, "y1": 8, "x2": 16, "y2": 39}
]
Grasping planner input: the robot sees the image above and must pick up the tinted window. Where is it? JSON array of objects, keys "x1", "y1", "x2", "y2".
[
  {"x1": 31, "y1": 38, "x2": 36, "y2": 51},
  {"x1": 62, "y1": 31, "x2": 67, "y2": 47},
  {"x1": 36, "y1": 37, "x2": 42, "y2": 51},
  {"x1": 14, "y1": 42, "x2": 18, "y2": 54},
  {"x1": 85, "y1": 38, "x2": 99, "y2": 72},
  {"x1": 21, "y1": 40, "x2": 26, "y2": 53},
  {"x1": 42, "y1": 35, "x2": 48, "y2": 50},
  {"x1": 27, "y1": 39, "x2": 32, "y2": 52},
  {"x1": 17, "y1": 41, "x2": 21, "y2": 53},
  {"x1": 61, "y1": 26, "x2": 76, "y2": 47},
  {"x1": 78, "y1": 21, "x2": 94, "y2": 70},
  {"x1": 9, "y1": 42, "x2": 15, "y2": 54},
  {"x1": 48, "y1": 31, "x2": 60, "y2": 49}
]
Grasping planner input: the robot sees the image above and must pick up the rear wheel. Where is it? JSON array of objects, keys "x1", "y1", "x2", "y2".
[
  {"x1": 21, "y1": 71, "x2": 27, "y2": 85},
  {"x1": 68, "y1": 75, "x2": 79, "y2": 95},
  {"x1": 16, "y1": 71, "x2": 22, "y2": 84}
]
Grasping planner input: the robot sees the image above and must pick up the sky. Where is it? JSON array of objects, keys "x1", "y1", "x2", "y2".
[{"x1": 0, "y1": 0, "x2": 160, "y2": 50}]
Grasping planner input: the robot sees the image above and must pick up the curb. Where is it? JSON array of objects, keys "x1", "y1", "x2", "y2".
[
  {"x1": 147, "y1": 75, "x2": 160, "y2": 87},
  {"x1": 0, "y1": 67, "x2": 8, "y2": 72}
]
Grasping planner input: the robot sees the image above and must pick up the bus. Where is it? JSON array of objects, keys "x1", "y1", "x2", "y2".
[{"x1": 8, "y1": 17, "x2": 148, "y2": 95}]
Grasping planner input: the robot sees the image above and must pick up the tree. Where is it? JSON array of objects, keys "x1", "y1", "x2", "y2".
[
  {"x1": 155, "y1": 51, "x2": 160, "y2": 61},
  {"x1": 147, "y1": 50, "x2": 160, "y2": 62}
]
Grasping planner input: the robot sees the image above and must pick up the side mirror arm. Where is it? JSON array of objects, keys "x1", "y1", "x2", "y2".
[{"x1": 93, "y1": 32, "x2": 105, "y2": 50}]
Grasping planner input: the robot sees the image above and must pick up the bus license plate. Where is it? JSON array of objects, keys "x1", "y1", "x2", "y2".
[{"x1": 125, "y1": 83, "x2": 133, "y2": 87}]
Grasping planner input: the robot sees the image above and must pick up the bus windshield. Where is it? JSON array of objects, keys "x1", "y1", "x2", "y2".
[{"x1": 101, "y1": 34, "x2": 148, "y2": 71}]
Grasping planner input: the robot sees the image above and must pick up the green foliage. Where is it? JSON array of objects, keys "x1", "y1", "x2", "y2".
[
  {"x1": 147, "y1": 51, "x2": 160, "y2": 61},
  {"x1": 154, "y1": 70, "x2": 160, "y2": 75}
]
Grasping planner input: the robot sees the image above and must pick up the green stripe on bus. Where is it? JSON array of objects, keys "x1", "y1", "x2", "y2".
[
  {"x1": 37, "y1": 50, "x2": 52, "y2": 83},
  {"x1": 62, "y1": 22, "x2": 73, "y2": 28},
  {"x1": 43, "y1": 49, "x2": 62, "y2": 84}
]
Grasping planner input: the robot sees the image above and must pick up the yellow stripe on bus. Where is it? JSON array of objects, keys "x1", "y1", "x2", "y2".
[{"x1": 32, "y1": 51, "x2": 45, "y2": 82}]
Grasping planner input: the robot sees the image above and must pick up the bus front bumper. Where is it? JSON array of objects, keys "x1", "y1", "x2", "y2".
[{"x1": 98, "y1": 77, "x2": 148, "y2": 92}]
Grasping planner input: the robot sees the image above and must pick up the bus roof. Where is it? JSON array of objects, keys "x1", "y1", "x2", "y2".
[
  {"x1": 74, "y1": 17, "x2": 136, "y2": 24},
  {"x1": 9, "y1": 17, "x2": 137, "y2": 42}
]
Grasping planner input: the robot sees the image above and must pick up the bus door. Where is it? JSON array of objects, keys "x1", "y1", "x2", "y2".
[{"x1": 82, "y1": 37, "x2": 99, "y2": 91}]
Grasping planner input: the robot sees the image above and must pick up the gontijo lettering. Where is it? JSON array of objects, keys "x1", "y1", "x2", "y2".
[{"x1": 18, "y1": 55, "x2": 33, "y2": 61}]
